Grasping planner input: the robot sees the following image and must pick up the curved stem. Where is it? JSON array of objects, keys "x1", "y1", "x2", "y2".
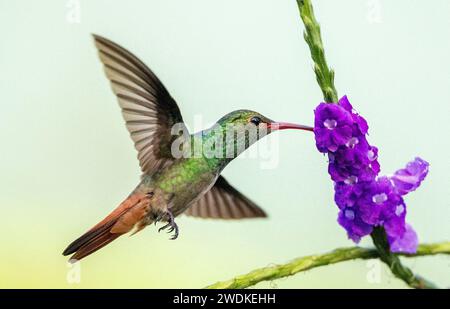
[{"x1": 205, "y1": 242, "x2": 450, "y2": 289}]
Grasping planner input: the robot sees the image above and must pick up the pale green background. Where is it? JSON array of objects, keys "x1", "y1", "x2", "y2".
[{"x1": 0, "y1": 0, "x2": 449, "y2": 288}]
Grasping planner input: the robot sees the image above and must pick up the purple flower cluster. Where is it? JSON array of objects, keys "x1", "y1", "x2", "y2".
[{"x1": 314, "y1": 96, "x2": 429, "y2": 253}]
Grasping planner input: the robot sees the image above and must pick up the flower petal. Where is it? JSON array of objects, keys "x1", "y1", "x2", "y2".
[
  {"x1": 338, "y1": 208, "x2": 373, "y2": 243},
  {"x1": 388, "y1": 224, "x2": 418, "y2": 254},
  {"x1": 338, "y1": 95, "x2": 352, "y2": 111},
  {"x1": 391, "y1": 157, "x2": 429, "y2": 195}
]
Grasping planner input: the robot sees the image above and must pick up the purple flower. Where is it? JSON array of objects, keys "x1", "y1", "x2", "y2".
[
  {"x1": 391, "y1": 157, "x2": 429, "y2": 196},
  {"x1": 384, "y1": 200, "x2": 407, "y2": 240},
  {"x1": 334, "y1": 182, "x2": 364, "y2": 209},
  {"x1": 358, "y1": 177, "x2": 402, "y2": 226},
  {"x1": 328, "y1": 138, "x2": 379, "y2": 183},
  {"x1": 339, "y1": 95, "x2": 368, "y2": 135},
  {"x1": 314, "y1": 103, "x2": 353, "y2": 152},
  {"x1": 338, "y1": 207, "x2": 373, "y2": 242},
  {"x1": 367, "y1": 146, "x2": 380, "y2": 174},
  {"x1": 388, "y1": 224, "x2": 418, "y2": 254},
  {"x1": 314, "y1": 95, "x2": 429, "y2": 254}
]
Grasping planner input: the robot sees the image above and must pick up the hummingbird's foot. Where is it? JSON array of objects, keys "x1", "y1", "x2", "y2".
[{"x1": 158, "y1": 210, "x2": 179, "y2": 240}]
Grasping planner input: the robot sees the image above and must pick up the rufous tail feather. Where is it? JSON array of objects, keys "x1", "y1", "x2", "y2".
[{"x1": 62, "y1": 193, "x2": 150, "y2": 261}]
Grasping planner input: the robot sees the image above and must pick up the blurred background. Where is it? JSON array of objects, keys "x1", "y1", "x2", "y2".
[{"x1": 0, "y1": 0, "x2": 449, "y2": 288}]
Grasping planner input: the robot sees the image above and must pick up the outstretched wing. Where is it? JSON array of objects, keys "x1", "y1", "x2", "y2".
[
  {"x1": 93, "y1": 34, "x2": 188, "y2": 175},
  {"x1": 184, "y1": 176, "x2": 267, "y2": 219}
]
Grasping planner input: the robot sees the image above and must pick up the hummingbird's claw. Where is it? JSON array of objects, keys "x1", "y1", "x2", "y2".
[{"x1": 157, "y1": 210, "x2": 179, "y2": 240}]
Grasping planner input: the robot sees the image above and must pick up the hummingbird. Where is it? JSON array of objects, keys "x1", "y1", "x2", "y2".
[{"x1": 63, "y1": 35, "x2": 313, "y2": 261}]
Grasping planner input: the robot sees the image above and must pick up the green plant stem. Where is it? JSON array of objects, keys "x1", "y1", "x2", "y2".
[
  {"x1": 297, "y1": 0, "x2": 439, "y2": 289},
  {"x1": 205, "y1": 242, "x2": 450, "y2": 289},
  {"x1": 297, "y1": 0, "x2": 338, "y2": 103},
  {"x1": 370, "y1": 227, "x2": 438, "y2": 289}
]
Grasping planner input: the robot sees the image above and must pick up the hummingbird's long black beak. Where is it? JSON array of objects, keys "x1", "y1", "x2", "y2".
[{"x1": 269, "y1": 122, "x2": 314, "y2": 132}]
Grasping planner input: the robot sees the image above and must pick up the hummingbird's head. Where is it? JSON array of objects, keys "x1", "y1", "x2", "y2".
[
  {"x1": 217, "y1": 109, "x2": 313, "y2": 135},
  {"x1": 203, "y1": 109, "x2": 313, "y2": 161},
  {"x1": 216, "y1": 110, "x2": 273, "y2": 130}
]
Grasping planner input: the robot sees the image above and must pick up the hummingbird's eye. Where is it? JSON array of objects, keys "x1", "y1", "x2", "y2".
[{"x1": 250, "y1": 116, "x2": 262, "y2": 126}]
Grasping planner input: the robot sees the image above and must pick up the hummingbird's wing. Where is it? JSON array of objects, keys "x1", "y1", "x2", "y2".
[
  {"x1": 93, "y1": 34, "x2": 188, "y2": 175},
  {"x1": 184, "y1": 176, "x2": 267, "y2": 219}
]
